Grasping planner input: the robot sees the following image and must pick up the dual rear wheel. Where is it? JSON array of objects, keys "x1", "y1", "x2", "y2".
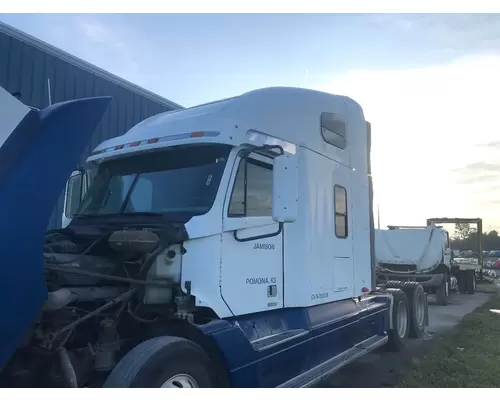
[{"x1": 385, "y1": 282, "x2": 427, "y2": 351}]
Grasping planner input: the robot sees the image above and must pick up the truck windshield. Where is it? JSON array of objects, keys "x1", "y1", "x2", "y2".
[{"x1": 75, "y1": 144, "x2": 231, "y2": 219}]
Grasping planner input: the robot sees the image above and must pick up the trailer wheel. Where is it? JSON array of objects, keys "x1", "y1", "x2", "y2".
[
  {"x1": 435, "y1": 272, "x2": 449, "y2": 306},
  {"x1": 384, "y1": 289, "x2": 410, "y2": 352},
  {"x1": 103, "y1": 336, "x2": 214, "y2": 388},
  {"x1": 464, "y1": 270, "x2": 476, "y2": 294},
  {"x1": 401, "y1": 282, "x2": 426, "y2": 338}
]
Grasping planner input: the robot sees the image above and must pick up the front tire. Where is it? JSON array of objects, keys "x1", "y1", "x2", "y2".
[
  {"x1": 436, "y1": 272, "x2": 450, "y2": 306},
  {"x1": 103, "y1": 336, "x2": 215, "y2": 388}
]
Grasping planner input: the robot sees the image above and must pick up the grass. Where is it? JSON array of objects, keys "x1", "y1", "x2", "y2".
[
  {"x1": 397, "y1": 293, "x2": 500, "y2": 387},
  {"x1": 476, "y1": 282, "x2": 500, "y2": 294}
]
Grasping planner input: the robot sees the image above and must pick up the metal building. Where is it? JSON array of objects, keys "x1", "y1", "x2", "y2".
[{"x1": 0, "y1": 21, "x2": 183, "y2": 229}]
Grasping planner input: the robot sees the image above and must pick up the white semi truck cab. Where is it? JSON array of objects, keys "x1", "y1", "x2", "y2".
[{"x1": 0, "y1": 87, "x2": 429, "y2": 388}]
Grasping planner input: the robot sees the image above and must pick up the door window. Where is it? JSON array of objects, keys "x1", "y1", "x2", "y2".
[{"x1": 228, "y1": 158, "x2": 273, "y2": 217}]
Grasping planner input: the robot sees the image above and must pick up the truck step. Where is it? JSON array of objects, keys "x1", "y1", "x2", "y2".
[
  {"x1": 251, "y1": 329, "x2": 308, "y2": 352},
  {"x1": 355, "y1": 334, "x2": 386, "y2": 350},
  {"x1": 278, "y1": 334, "x2": 388, "y2": 388}
]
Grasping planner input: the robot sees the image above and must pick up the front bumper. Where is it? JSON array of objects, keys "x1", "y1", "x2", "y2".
[{"x1": 376, "y1": 271, "x2": 445, "y2": 288}]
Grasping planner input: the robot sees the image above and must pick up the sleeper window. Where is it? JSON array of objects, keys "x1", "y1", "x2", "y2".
[
  {"x1": 334, "y1": 185, "x2": 348, "y2": 238},
  {"x1": 321, "y1": 112, "x2": 347, "y2": 150},
  {"x1": 229, "y1": 158, "x2": 273, "y2": 217}
]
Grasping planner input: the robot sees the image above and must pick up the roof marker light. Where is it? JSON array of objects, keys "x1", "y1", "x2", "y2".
[{"x1": 89, "y1": 131, "x2": 221, "y2": 158}]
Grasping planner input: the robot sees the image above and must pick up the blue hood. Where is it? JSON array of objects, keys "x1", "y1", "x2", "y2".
[{"x1": 0, "y1": 92, "x2": 111, "y2": 370}]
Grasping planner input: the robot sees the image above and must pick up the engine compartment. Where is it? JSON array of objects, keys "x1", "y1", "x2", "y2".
[{"x1": 0, "y1": 220, "x2": 201, "y2": 388}]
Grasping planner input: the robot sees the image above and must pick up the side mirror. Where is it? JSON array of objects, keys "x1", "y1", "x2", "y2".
[
  {"x1": 61, "y1": 169, "x2": 87, "y2": 228},
  {"x1": 272, "y1": 153, "x2": 299, "y2": 223}
]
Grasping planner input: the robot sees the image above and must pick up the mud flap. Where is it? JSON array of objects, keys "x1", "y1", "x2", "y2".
[{"x1": 0, "y1": 86, "x2": 111, "y2": 369}]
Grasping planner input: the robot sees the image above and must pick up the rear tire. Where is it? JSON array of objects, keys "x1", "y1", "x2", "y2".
[
  {"x1": 401, "y1": 282, "x2": 426, "y2": 338},
  {"x1": 458, "y1": 271, "x2": 467, "y2": 294},
  {"x1": 104, "y1": 336, "x2": 215, "y2": 388},
  {"x1": 436, "y1": 272, "x2": 449, "y2": 306},
  {"x1": 464, "y1": 270, "x2": 476, "y2": 294},
  {"x1": 385, "y1": 288, "x2": 410, "y2": 352}
]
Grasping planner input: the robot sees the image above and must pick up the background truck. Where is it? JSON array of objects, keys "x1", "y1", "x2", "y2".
[
  {"x1": 0, "y1": 85, "x2": 429, "y2": 388},
  {"x1": 375, "y1": 219, "x2": 481, "y2": 305},
  {"x1": 375, "y1": 224, "x2": 456, "y2": 305},
  {"x1": 427, "y1": 217, "x2": 483, "y2": 294}
]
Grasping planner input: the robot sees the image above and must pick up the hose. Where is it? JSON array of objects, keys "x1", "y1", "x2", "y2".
[
  {"x1": 43, "y1": 233, "x2": 109, "y2": 265},
  {"x1": 136, "y1": 244, "x2": 168, "y2": 280},
  {"x1": 53, "y1": 289, "x2": 138, "y2": 336},
  {"x1": 58, "y1": 347, "x2": 78, "y2": 388},
  {"x1": 44, "y1": 265, "x2": 173, "y2": 287}
]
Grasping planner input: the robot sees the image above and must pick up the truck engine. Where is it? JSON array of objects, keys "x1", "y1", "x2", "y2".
[{"x1": 1, "y1": 223, "x2": 194, "y2": 388}]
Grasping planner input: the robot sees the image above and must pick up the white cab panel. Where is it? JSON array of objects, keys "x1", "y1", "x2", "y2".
[
  {"x1": 220, "y1": 153, "x2": 284, "y2": 316},
  {"x1": 181, "y1": 234, "x2": 233, "y2": 318},
  {"x1": 283, "y1": 147, "x2": 356, "y2": 307}
]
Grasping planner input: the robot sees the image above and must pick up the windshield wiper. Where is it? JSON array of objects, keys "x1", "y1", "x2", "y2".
[
  {"x1": 73, "y1": 211, "x2": 164, "y2": 218},
  {"x1": 116, "y1": 212, "x2": 164, "y2": 217}
]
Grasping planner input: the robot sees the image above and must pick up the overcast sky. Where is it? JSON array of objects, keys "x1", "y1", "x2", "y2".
[{"x1": 1, "y1": 13, "x2": 499, "y2": 230}]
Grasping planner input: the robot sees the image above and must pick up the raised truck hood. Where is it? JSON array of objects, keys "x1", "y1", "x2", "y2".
[
  {"x1": 375, "y1": 225, "x2": 447, "y2": 273},
  {"x1": 0, "y1": 85, "x2": 111, "y2": 370}
]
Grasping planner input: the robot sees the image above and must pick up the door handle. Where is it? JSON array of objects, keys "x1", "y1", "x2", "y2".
[{"x1": 233, "y1": 223, "x2": 283, "y2": 243}]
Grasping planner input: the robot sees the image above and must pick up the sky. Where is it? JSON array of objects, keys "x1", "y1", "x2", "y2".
[{"x1": 1, "y1": 13, "x2": 499, "y2": 231}]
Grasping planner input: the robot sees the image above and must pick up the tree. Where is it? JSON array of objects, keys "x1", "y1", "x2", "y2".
[
  {"x1": 451, "y1": 227, "x2": 500, "y2": 252},
  {"x1": 454, "y1": 223, "x2": 472, "y2": 241}
]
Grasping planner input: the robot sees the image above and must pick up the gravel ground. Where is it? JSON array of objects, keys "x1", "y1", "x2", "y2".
[{"x1": 316, "y1": 291, "x2": 492, "y2": 388}]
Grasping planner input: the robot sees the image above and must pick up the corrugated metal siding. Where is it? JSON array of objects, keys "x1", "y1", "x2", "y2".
[{"x1": 0, "y1": 30, "x2": 180, "y2": 229}]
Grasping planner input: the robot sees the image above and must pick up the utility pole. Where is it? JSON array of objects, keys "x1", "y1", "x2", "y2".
[
  {"x1": 377, "y1": 204, "x2": 381, "y2": 229},
  {"x1": 47, "y1": 78, "x2": 52, "y2": 106}
]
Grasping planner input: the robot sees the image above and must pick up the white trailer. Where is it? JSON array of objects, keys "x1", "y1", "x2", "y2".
[{"x1": 0, "y1": 87, "x2": 429, "y2": 388}]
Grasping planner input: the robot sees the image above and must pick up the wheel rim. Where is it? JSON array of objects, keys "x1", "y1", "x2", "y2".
[
  {"x1": 397, "y1": 300, "x2": 408, "y2": 338},
  {"x1": 161, "y1": 374, "x2": 199, "y2": 388},
  {"x1": 415, "y1": 292, "x2": 425, "y2": 327}
]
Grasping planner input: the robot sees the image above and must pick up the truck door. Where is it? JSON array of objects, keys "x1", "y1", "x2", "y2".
[
  {"x1": 332, "y1": 166, "x2": 355, "y2": 297},
  {"x1": 220, "y1": 152, "x2": 284, "y2": 316}
]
